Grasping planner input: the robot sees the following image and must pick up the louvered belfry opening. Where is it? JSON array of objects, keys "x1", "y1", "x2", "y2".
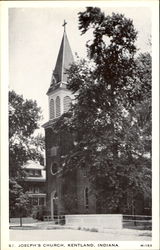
[
  {"x1": 63, "y1": 96, "x2": 71, "y2": 113},
  {"x1": 50, "y1": 99, "x2": 55, "y2": 119}
]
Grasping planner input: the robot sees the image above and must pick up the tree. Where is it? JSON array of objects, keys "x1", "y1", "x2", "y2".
[
  {"x1": 9, "y1": 90, "x2": 44, "y2": 218},
  {"x1": 9, "y1": 90, "x2": 44, "y2": 177},
  {"x1": 9, "y1": 179, "x2": 31, "y2": 226},
  {"x1": 53, "y1": 8, "x2": 151, "y2": 214}
]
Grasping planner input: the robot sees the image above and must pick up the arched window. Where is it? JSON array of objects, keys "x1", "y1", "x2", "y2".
[
  {"x1": 56, "y1": 96, "x2": 61, "y2": 117},
  {"x1": 50, "y1": 162, "x2": 58, "y2": 175},
  {"x1": 84, "y1": 187, "x2": 89, "y2": 209},
  {"x1": 50, "y1": 99, "x2": 55, "y2": 119},
  {"x1": 63, "y1": 96, "x2": 71, "y2": 113}
]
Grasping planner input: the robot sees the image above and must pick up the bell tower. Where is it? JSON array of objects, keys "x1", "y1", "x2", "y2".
[
  {"x1": 46, "y1": 20, "x2": 74, "y2": 121},
  {"x1": 43, "y1": 21, "x2": 75, "y2": 218}
]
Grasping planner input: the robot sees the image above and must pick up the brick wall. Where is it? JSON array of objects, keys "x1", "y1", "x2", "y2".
[{"x1": 45, "y1": 127, "x2": 97, "y2": 216}]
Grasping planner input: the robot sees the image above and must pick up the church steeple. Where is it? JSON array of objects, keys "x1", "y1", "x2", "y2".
[{"x1": 47, "y1": 21, "x2": 74, "y2": 95}]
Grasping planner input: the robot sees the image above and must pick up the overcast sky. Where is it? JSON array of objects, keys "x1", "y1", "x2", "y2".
[{"x1": 9, "y1": 4, "x2": 152, "y2": 134}]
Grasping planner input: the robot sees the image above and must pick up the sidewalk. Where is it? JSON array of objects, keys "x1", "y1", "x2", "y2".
[
  {"x1": 10, "y1": 228, "x2": 151, "y2": 241},
  {"x1": 9, "y1": 221, "x2": 151, "y2": 241}
]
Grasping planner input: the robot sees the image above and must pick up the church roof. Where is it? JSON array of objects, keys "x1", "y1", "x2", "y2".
[{"x1": 47, "y1": 27, "x2": 74, "y2": 95}]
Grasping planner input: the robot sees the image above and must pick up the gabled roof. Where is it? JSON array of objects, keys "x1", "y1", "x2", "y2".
[
  {"x1": 47, "y1": 30, "x2": 74, "y2": 95},
  {"x1": 22, "y1": 160, "x2": 46, "y2": 182},
  {"x1": 22, "y1": 160, "x2": 45, "y2": 170}
]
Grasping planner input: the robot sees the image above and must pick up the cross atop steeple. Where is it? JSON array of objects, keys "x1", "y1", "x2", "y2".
[
  {"x1": 62, "y1": 20, "x2": 67, "y2": 32},
  {"x1": 47, "y1": 20, "x2": 74, "y2": 94}
]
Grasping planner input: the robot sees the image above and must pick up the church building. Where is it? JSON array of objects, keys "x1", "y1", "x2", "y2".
[
  {"x1": 43, "y1": 23, "x2": 97, "y2": 219},
  {"x1": 42, "y1": 22, "x2": 151, "y2": 220}
]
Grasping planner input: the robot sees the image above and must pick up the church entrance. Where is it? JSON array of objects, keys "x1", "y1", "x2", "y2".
[
  {"x1": 52, "y1": 198, "x2": 58, "y2": 216},
  {"x1": 51, "y1": 191, "x2": 58, "y2": 221}
]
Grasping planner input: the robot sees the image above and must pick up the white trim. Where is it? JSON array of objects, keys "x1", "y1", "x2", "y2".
[
  {"x1": 28, "y1": 193, "x2": 46, "y2": 197},
  {"x1": 50, "y1": 190, "x2": 58, "y2": 220},
  {"x1": 50, "y1": 162, "x2": 59, "y2": 176}
]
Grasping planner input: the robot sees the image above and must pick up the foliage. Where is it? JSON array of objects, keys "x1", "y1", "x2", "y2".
[
  {"x1": 9, "y1": 178, "x2": 32, "y2": 223},
  {"x1": 79, "y1": 7, "x2": 137, "y2": 93},
  {"x1": 63, "y1": 193, "x2": 78, "y2": 214},
  {"x1": 9, "y1": 90, "x2": 44, "y2": 218},
  {"x1": 53, "y1": 8, "x2": 151, "y2": 212},
  {"x1": 9, "y1": 90, "x2": 44, "y2": 177}
]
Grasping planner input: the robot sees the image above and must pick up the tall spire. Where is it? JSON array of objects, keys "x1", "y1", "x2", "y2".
[{"x1": 47, "y1": 21, "x2": 74, "y2": 94}]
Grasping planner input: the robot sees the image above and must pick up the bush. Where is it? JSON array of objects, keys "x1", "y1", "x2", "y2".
[{"x1": 90, "y1": 228, "x2": 98, "y2": 232}]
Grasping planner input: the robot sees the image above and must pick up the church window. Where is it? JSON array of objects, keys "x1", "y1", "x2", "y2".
[
  {"x1": 54, "y1": 191, "x2": 58, "y2": 199},
  {"x1": 50, "y1": 146, "x2": 58, "y2": 156},
  {"x1": 50, "y1": 99, "x2": 55, "y2": 119},
  {"x1": 83, "y1": 169, "x2": 87, "y2": 177},
  {"x1": 56, "y1": 96, "x2": 61, "y2": 117},
  {"x1": 63, "y1": 96, "x2": 71, "y2": 113},
  {"x1": 51, "y1": 162, "x2": 58, "y2": 175},
  {"x1": 84, "y1": 187, "x2": 89, "y2": 209}
]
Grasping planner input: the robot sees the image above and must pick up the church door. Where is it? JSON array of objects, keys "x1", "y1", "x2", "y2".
[{"x1": 51, "y1": 191, "x2": 58, "y2": 221}]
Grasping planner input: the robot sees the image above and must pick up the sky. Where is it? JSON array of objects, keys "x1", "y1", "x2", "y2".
[{"x1": 9, "y1": 4, "x2": 152, "y2": 135}]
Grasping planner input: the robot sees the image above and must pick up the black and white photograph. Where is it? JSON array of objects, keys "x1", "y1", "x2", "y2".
[{"x1": 0, "y1": 0, "x2": 159, "y2": 249}]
